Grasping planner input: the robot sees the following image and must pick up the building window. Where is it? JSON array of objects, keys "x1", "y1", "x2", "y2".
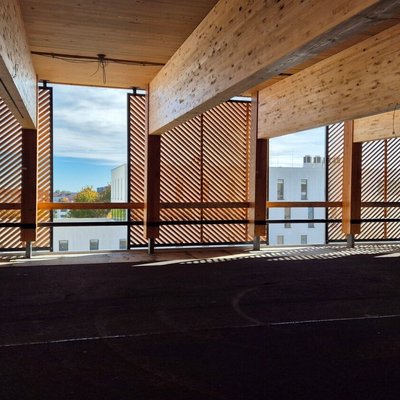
[
  {"x1": 284, "y1": 207, "x2": 291, "y2": 228},
  {"x1": 277, "y1": 179, "x2": 284, "y2": 200},
  {"x1": 301, "y1": 179, "x2": 308, "y2": 200},
  {"x1": 308, "y1": 207, "x2": 314, "y2": 228},
  {"x1": 59, "y1": 240, "x2": 68, "y2": 251},
  {"x1": 90, "y1": 239, "x2": 99, "y2": 251},
  {"x1": 301, "y1": 235, "x2": 307, "y2": 244},
  {"x1": 277, "y1": 235, "x2": 284, "y2": 245},
  {"x1": 119, "y1": 239, "x2": 127, "y2": 250}
]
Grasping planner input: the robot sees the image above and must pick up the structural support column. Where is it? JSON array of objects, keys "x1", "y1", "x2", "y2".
[
  {"x1": 248, "y1": 92, "x2": 268, "y2": 250},
  {"x1": 143, "y1": 88, "x2": 160, "y2": 254},
  {"x1": 342, "y1": 120, "x2": 362, "y2": 248},
  {"x1": 21, "y1": 128, "x2": 38, "y2": 254}
]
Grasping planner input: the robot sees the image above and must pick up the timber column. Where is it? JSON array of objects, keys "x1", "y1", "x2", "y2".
[
  {"x1": 21, "y1": 128, "x2": 38, "y2": 257},
  {"x1": 248, "y1": 92, "x2": 268, "y2": 250},
  {"x1": 144, "y1": 87, "x2": 161, "y2": 254},
  {"x1": 342, "y1": 120, "x2": 362, "y2": 248}
]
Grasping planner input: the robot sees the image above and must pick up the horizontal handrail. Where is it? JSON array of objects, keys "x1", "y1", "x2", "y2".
[
  {"x1": 37, "y1": 202, "x2": 144, "y2": 210},
  {"x1": 1, "y1": 201, "x2": 399, "y2": 211}
]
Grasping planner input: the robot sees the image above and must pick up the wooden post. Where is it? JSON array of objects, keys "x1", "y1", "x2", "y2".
[
  {"x1": 21, "y1": 128, "x2": 38, "y2": 245},
  {"x1": 143, "y1": 87, "x2": 160, "y2": 253},
  {"x1": 248, "y1": 92, "x2": 268, "y2": 250},
  {"x1": 342, "y1": 120, "x2": 362, "y2": 247}
]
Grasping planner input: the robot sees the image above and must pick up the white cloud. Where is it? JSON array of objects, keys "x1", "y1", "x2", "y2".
[
  {"x1": 269, "y1": 127, "x2": 326, "y2": 167},
  {"x1": 52, "y1": 84, "x2": 129, "y2": 165}
]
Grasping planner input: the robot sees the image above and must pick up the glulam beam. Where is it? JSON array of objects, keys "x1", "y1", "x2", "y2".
[
  {"x1": 354, "y1": 110, "x2": 400, "y2": 142},
  {"x1": 0, "y1": 0, "x2": 36, "y2": 128},
  {"x1": 149, "y1": 0, "x2": 400, "y2": 135},
  {"x1": 258, "y1": 24, "x2": 400, "y2": 138}
]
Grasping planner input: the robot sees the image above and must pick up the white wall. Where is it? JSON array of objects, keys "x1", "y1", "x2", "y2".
[
  {"x1": 53, "y1": 219, "x2": 127, "y2": 252},
  {"x1": 269, "y1": 160, "x2": 326, "y2": 245},
  {"x1": 111, "y1": 164, "x2": 127, "y2": 202}
]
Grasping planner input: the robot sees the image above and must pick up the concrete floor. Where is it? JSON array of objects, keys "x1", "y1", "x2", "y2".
[{"x1": 1, "y1": 243, "x2": 400, "y2": 399}]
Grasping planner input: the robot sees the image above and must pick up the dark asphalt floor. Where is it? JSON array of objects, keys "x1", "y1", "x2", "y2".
[{"x1": 1, "y1": 245, "x2": 400, "y2": 399}]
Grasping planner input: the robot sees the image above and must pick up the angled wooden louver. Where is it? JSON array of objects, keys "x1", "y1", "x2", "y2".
[
  {"x1": 0, "y1": 88, "x2": 53, "y2": 250},
  {"x1": 386, "y1": 138, "x2": 400, "y2": 239},
  {"x1": 128, "y1": 94, "x2": 251, "y2": 247},
  {"x1": 327, "y1": 123, "x2": 345, "y2": 241},
  {"x1": 0, "y1": 97, "x2": 23, "y2": 249},
  {"x1": 327, "y1": 122, "x2": 400, "y2": 242},
  {"x1": 128, "y1": 94, "x2": 147, "y2": 246},
  {"x1": 36, "y1": 87, "x2": 53, "y2": 249}
]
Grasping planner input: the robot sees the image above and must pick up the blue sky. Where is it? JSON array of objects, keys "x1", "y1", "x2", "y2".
[
  {"x1": 52, "y1": 84, "x2": 325, "y2": 192},
  {"x1": 52, "y1": 84, "x2": 129, "y2": 192}
]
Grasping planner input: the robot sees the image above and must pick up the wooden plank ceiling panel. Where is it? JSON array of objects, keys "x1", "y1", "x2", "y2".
[{"x1": 20, "y1": 0, "x2": 218, "y2": 88}]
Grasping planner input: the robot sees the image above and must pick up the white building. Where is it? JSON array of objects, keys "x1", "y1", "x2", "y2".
[
  {"x1": 53, "y1": 218, "x2": 127, "y2": 252},
  {"x1": 268, "y1": 156, "x2": 326, "y2": 245},
  {"x1": 111, "y1": 164, "x2": 127, "y2": 202},
  {"x1": 52, "y1": 158, "x2": 326, "y2": 251},
  {"x1": 52, "y1": 165, "x2": 128, "y2": 252}
]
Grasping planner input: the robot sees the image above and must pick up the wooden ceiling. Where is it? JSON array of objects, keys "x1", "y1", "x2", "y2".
[
  {"x1": 19, "y1": 0, "x2": 400, "y2": 96},
  {"x1": 20, "y1": 0, "x2": 219, "y2": 88}
]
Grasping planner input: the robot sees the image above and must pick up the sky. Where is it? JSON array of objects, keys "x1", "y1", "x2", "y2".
[
  {"x1": 52, "y1": 84, "x2": 325, "y2": 192},
  {"x1": 52, "y1": 84, "x2": 129, "y2": 192}
]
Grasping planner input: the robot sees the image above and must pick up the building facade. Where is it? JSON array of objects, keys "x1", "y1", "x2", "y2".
[{"x1": 269, "y1": 156, "x2": 326, "y2": 245}]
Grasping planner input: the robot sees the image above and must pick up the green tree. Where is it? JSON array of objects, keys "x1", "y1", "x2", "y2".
[
  {"x1": 98, "y1": 184, "x2": 111, "y2": 202},
  {"x1": 68, "y1": 185, "x2": 109, "y2": 218}
]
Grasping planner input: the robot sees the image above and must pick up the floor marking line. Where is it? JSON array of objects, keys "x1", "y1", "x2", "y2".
[
  {"x1": 1, "y1": 314, "x2": 400, "y2": 349},
  {"x1": 270, "y1": 314, "x2": 400, "y2": 326},
  {"x1": 0, "y1": 324, "x2": 259, "y2": 349}
]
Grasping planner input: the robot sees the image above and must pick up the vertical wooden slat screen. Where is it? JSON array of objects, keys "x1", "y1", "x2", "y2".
[
  {"x1": 327, "y1": 123, "x2": 345, "y2": 241},
  {"x1": 36, "y1": 87, "x2": 53, "y2": 249},
  {"x1": 360, "y1": 140, "x2": 385, "y2": 239},
  {"x1": 128, "y1": 94, "x2": 147, "y2": 246},
  {"x1": 0, "y1": 97, "x2": 23, "y2": 249},
  {"x1": 128, "y1": 94, "x2": 251, "y2": 247},
  {"x1": 159, "y1": 117, "x2": 202, "y2": 244},
  {"x1": 327, "y1": 122, "x2": 400, "y2": 242},
  {"x1": 386, "y1": 138, "x2": 400, "y2": 239},
  {"x1": 202, "y1": 102, "x2": 250, "y2": 243},
  {"x1": 0, "y1": 89, "x2": 52, "y2": 250}
]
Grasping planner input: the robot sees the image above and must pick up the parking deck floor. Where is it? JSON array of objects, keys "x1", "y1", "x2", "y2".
[{"x1": 1, "y1": 244, "x2": 400, "y2": 399}]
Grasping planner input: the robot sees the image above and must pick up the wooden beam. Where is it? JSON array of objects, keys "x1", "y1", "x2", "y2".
[
  {"x1": 21, "y1": 128, "x2": 37, "y2": 242},
  {"x1": 342, "y1": 121, "x2": 362, "y2": 235},
  {"x1": 0, "y1": 0, "x2": 37, "y2": 128},
  {"x1": 144, "y1": 90, "x2": 161, "y2": 239},
  {"x1": 248, "y1": 93, "x2": 268, "y2": 238},
  {"x1": 258, "y1": 24, "x2": 400, "y2": 138},
  {"x1": 148, "y1": 0, "x2": 400, "y2": 135},
  {"x1": 37, "y1": 202, "x2": 144, "y2": 210},
  {"x1": 354, "y1": 110, "x2": 400, "y2": 142}
]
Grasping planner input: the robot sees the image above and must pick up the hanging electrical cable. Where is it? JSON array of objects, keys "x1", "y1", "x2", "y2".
[
  {"x1": 31, "y1": 51, "x2": 165, "y2": 84},
  {"x1": 393, "y1": 103, "x2": 398, "y2": 136}
]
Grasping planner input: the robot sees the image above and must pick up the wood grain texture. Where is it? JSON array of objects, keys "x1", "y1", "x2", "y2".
[
  {"x1": 342, "y1": 121, "x2": 362, "y2": 235},
  {"x1": 259, "y1": 23, "x2": 400, "y2": 138},
  {"x1": 248, "y1": 93, "x2": 268, "y2": 237},
  {"x1": 0, "y1": 0, "x2": 37, "y2": 128},
  {"x1": 354, "y1": 110, "x2": 400, "y2": 142},
  {"x1": 149, "y1": 0, "x2": 400, "y2": 135},
  {"x1": 20, "y1": 0, "x2": 218, "y2": 88}
]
